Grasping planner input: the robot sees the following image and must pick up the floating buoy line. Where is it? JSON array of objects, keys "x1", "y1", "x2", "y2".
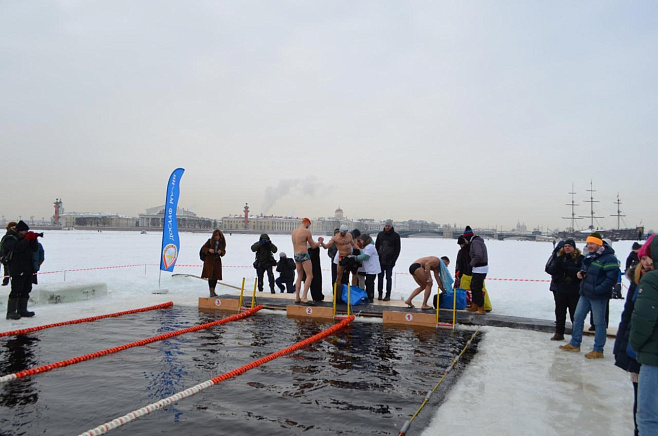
[{"x1": 79, "y1": 315, "x2": 355, "y2": 436}]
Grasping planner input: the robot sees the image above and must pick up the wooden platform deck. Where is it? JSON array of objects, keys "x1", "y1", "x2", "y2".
[{"x1": 199, "y1": 291, "x2": 617, "y2": 337}]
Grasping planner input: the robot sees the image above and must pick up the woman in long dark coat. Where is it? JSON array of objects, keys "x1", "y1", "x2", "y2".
[{"x1": 201, "y1": 229, "x2": 226, "y2": 297}]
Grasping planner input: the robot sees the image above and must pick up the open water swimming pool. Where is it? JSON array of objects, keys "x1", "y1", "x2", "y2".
[{"x1": 0, "y1": 305, "x2": 479, "y2": 435}]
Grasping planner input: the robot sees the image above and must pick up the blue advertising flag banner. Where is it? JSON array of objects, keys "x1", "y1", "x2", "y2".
[{"x1": 160, "y1": 168, "x2": 185, "y2": 272}]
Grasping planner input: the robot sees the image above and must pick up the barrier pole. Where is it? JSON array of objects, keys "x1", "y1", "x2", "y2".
[
  {"x1": 452, "y1": 289, "x2": 457, "y2": 329},
  {"x1": 238, "y1": 278, "x2": 246, "y2": 309},
  {"x1": 435, "y1": 294, "x2": 440, "y2": 325},
  {"x1": 332, "y1": 282, "x2": 337, "y2": 318},
  {"x1": 347, "y1": 284, "x2": 351, "y2": 316},
  {"x1": 250, "y1": 278, "x2": 257, "y2": 309}
]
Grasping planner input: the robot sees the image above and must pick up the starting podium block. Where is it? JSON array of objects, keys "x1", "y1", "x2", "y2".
[
  {"x1": 198, "y1": 297, "x2": 241, "y2": 313},
  {"x1": 383, "y1": 310, "x2": 449, "y2": 328},
  {"x1": 286, "y1": 304, "x2": 335, "y2": 321}
]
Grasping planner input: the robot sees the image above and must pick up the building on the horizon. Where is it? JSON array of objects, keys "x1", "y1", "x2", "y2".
[
  {"x1": 59, "y1": 212, "x2": 138, "y2": 228},
  {"x1": 138, "y1": 206, "x2": 213, "y2": 230},
  {"x1": 218, "y1": 206, "x2": 415, "y2": 235}
]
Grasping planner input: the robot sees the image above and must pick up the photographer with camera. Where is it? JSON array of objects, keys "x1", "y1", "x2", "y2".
[
  {"x1": 545, "y1": 239, "x2": 583, "y2": 341},
  {"x1": 251, "y1": 233, "x2": 277, "y2": 294},
  {"x1": 2, "y1": 220, "x2": 40, "y2": 319}
]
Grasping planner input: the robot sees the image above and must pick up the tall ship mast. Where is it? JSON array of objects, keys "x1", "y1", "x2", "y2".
[{"x1": 558, "y1": 182, "x2": 643, "y2": 241}]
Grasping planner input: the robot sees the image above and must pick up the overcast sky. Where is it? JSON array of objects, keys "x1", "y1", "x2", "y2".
[{"x1": 1, "y1": 1, "x2": 656, "y2": 232}]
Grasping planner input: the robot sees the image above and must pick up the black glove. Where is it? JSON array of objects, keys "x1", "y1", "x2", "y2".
[{"x1": 553, "y1": 240, "x2": 565, "y2": 254}]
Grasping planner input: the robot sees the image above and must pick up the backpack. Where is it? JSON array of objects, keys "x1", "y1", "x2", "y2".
[
  {"x1": 199, "y1": 246, "x2": 206, "y2": 261},
  {"x1": 0, "y1": 234, "x2": 16, "y2": 264}
]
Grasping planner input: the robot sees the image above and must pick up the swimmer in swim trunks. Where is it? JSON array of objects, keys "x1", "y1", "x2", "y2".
[
  {"x1": 320, "y1": 224, "x2": 358, "y2": 292},
  {"x1": 294, "y1": 252, "x2": 311, "y2": 262},
  {"x1": 291, "y1": 218, "x2": 322, "y2": 303},
  {"x1": 404, "y1": 256, "x2": 444, "y2": 310}
]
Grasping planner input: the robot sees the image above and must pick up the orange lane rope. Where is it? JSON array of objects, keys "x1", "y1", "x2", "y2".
[
  {"x1": 0, "y1": 306, "x2": 263, "y2": 384},
  {"x1": 0, "y1": 302, "x2": 174, "y2": 338},
  {"x1": 79, "y1": 315, "x2": 355, "y2": 436}
]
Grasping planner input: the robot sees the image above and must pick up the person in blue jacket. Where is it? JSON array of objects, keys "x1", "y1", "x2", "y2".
[
  {"x1": 560, "y1": 232, "x2": 619, "y2": 359},
  {"x1": 32, "y1": 241, "x2": 45, "y2": 285}
]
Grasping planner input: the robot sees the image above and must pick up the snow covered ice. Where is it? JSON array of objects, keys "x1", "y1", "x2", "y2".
[{"x1": 1, "y1": 231, "x2": 636, "y2": 435}]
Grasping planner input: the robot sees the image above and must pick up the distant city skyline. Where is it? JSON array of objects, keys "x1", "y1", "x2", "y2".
[
  {"x1": 2, "y1": 196, "x2": 649, "y2": 234},
  {"x1": 1, "y1": 2, "x2": 656, "y2": 231}
]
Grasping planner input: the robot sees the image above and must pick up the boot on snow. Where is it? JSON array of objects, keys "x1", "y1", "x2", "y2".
[
  {"x1": 18, "y1": 298, "x2": 35, "y2": 317},
  {"x1": 6, "y1": 298, "x2": 21, "y2": 320}
]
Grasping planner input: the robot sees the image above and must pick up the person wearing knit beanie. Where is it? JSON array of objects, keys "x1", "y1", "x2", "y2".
[
  {"x1": 637, "y1": 235, "x2": 654, "y2": 261},
  {"x1": 15, "y1": 220, "x2": 29, "y2": 232}
]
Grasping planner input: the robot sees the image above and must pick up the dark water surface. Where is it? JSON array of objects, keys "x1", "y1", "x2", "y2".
[{"x1": 0, "y1": 307, "x2": 479, "y2": 435}]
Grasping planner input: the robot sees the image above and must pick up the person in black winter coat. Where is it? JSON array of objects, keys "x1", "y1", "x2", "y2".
[
  {"x1": 3, "y1": 220, "x2": 39, "y2": 319},
  {"x1": 275, "y1": 253, "x2": 296, "y2": 293},
  {"x1": 251, "y1": 233, "x2": 277, "y2": 293},
  {"x1": 546, "y1": 239, "x2": 583, "y2": 341},
  {"x1": 1, "y1": 221, "x2": 17, "y2": 287},
  {"x1": 308, "y1": 246, "x2": 324, "y2": 302},
  {"x1": 626, "y1": 242, "x2": 642, "y2": 272},
  {"x1": 454, "y1": 235, "x2": 472, "y2": 288},
  {"x1": 375, "y1": 220, "x2": 400, "y2": 301},
  {"x1": 613, "y1": 262, "x2": 647, "y2": 436},
  {"x1": 327, "y1": 228, "x2": 340, "y2": 285}
]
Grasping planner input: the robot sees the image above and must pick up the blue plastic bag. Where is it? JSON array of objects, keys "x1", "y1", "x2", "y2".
[
  {"x1": 341, "y1": 285, "x2": 368, "y2": 305},
  {"x1": 439, "y1": 288, "x2": 467, "y2": 310}
]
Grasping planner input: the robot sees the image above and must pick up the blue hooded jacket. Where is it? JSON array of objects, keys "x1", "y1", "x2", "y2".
[{"x1": 579, "y1": 244, "x2": 619, "y2": 300}]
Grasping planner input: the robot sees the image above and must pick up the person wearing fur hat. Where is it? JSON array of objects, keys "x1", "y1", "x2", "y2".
[
  {"x1": 546, "y1": 239, "x2": 583, "y2": 340},
  {"x1": 630, "y1": 234, "x2": 658, "y2": 435},
  {"x1": 462, "y1": 226, "x2": 488, "y2": 315},
  {"x1": 560, "y1": 232, "x2": 620, "y2": 359},
  {"x1": 1, "y1": 221, "x2": 17, "y2": 286},
  {"x1": 3, "y1": 220, "x2": 40, "y2": 319}
]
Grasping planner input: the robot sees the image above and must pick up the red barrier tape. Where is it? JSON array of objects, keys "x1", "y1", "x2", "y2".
[
  {"x1": 3, "y1": 262, "x2": 554, "y2": 284},
  {"x1": 0, "y1": 302, "x2": 174, "y2": 338},
  {"x1": 0, "y1": 306, "x2": 263, "y2": 384},
  {"x1": 79, "y1": 315, "x2": 355, "y2": 435}
]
